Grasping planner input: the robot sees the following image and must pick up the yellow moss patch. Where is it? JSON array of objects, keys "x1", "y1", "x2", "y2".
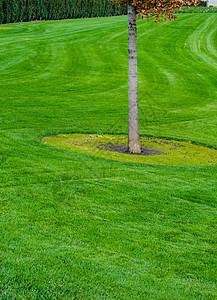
[
  {"x1": 0, "y1": 27, "x2": 12, "y2": 29},
  {"x1": 43, "y1": 134, "x2": 217, "y2": 166}
]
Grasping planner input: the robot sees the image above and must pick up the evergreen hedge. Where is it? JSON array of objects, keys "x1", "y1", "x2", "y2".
[
  {"x1": 179, "y1": 5, "x2": 217, "y2": 13},
  {"x1": 0, "y1": 0, "x2": 127, "y2": 24}
]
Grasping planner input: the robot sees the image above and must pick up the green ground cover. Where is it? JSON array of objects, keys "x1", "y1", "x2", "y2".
[
  {"x1": 43, "y1": 133, "x2": 217, "y2": 166},
  {"x1": 0, "y1": 14, "x2": 217, "y2": 299}
]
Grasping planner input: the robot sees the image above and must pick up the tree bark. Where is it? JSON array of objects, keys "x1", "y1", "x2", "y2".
[{"x1": 128, "y1": 1, "x2": 141, "y2": 154}]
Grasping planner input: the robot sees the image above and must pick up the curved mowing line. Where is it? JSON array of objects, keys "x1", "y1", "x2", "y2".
[
  {"x1": 188, "y1": 14, "x2": 217, "y2": 69},
  {"x1": 0, "y1": 15, "x2": 217, "y2": 148},
  {"x1": 207, "y1": 26, "x2": 217, "y2": 58}
]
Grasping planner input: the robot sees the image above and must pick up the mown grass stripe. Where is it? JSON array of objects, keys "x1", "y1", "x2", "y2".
[{"x1": 0, "y1": 15, "x2": 216, "y2": 299}]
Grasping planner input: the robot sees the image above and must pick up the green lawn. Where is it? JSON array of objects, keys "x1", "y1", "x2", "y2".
[{"x1": 0, "y1": 14, "x2": 217, "y2": 299}]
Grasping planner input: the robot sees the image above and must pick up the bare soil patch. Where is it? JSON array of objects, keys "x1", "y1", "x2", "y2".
[{"x1": 97, "y1": 143, "x2": 164, "y2": 156}]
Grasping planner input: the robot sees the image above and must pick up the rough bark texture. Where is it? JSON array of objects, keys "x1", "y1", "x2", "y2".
[{"x1": 128, "y1": 2, "x2": 141, "y2": 154}]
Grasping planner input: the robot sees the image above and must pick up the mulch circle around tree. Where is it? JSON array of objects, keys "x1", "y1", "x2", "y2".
[
  {"x1": 97, "y1": 143, "x2": 164, "y2": 156},
  {"x1": 43, "y1": 133, "x2": 217, "y2": 166}
]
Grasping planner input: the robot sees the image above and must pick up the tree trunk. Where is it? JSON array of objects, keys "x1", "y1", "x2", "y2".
[{"x1": 127, "y1": 1, "x2": 141, "y2": 154}]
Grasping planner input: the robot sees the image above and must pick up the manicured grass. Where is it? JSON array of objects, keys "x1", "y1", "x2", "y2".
[{"x1": 0, "y1": 14, "x2": 217, "y2": 299}]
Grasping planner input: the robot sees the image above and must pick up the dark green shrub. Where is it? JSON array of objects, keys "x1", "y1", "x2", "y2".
[
  {"x1": 179, "y1": 5, "x2": 217, "y2": 13},
  {"x1": 0, "y1": 0, "x2": 127, "y2": 24}
]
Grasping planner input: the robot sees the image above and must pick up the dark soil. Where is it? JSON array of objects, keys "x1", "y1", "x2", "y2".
[{"x1": 97, "y1": 143, "x2": 165, "y2": 156}]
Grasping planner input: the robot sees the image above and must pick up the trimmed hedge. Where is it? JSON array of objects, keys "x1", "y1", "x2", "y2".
[
  {"x1": 179, "y1": 6, "x2": 217, "y2": 13},
  {"x1": 0, "y1": 0, "x2": 127, "y2": 24}
]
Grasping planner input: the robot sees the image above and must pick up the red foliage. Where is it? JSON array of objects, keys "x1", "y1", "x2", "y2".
[{"x1": 112, "y1": 0, "x2": 200, "y2": 22}]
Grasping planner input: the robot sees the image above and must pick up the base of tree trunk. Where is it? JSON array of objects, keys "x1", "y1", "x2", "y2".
[{"x1": 128, "y1": 143, "x2": 141, "y2": 154}]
